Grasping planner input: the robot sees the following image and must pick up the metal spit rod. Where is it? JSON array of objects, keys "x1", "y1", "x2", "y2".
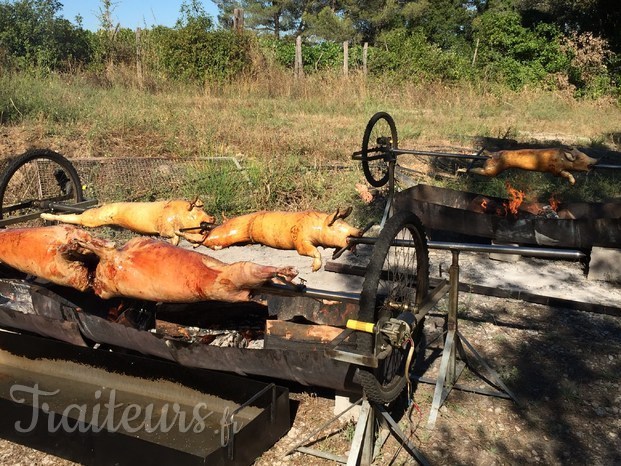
[
  {"x1": 258, "y1": 283, "x2": 361, "y2": 303},
  {"x1": 351, "y1": 236, "x2": 587, "y2": 260},
  {"x1": 352, "y1": 147, "x2": 487, "y2": 162},
  {"x1": 391, "y1": 148, "x2": 489, "y2": 160},
  {"x1": 353, "y1": 147, "x2": 621, "y2": 169},
  {"x1": 260, "y1": 237, "x2": 585, "y2": 302}
]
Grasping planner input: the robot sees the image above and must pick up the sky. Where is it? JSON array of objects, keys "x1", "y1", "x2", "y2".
[{"x1": 60, "y1": 1, "x2": 219, "y2": 31}]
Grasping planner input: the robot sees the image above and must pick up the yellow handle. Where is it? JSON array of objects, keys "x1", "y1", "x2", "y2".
[{"x1": 346, "y1": 319, "x2": 376, "y2": 334}]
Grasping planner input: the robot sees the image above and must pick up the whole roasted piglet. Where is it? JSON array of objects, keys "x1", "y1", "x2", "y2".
[
  {"x1": 0, "y1": 225, "x2": 110, "y2": 291},
  {"x1": 469, "y1": 147, "x2": 598, "y2": 185},
  {"x1": 201, "y1": 207, "x2": 362, "y2": 271},
  {"x1": 41, "y1": 199, "x2": 215, "y2": 245},
  {"x1": 71, "y1": 237, "x2": 298, "y2": 303}
]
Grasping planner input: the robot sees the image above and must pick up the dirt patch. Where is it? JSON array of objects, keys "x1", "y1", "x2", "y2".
[
  {"x1": 253, "y1": 291, "x2": 621, "y2": 465},
  {"x1": 250, "y1": 249, "x2": 621, "y2": 465}
]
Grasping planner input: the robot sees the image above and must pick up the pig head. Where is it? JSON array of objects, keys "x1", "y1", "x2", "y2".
[{"x1": 470, "y1": 147, "x2": 598, "y2": 184}]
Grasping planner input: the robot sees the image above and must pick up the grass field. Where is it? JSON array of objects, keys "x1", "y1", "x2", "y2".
[{"x1": 1, "y1": 70, "x2": 620, "y2": 218}]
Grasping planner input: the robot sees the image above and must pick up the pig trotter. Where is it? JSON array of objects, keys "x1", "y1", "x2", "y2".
[
  {"x1": 274, "y1": 266, "x2": 299, "y2": 283},
  {"x1": 560, "y1": 170, "x2": 576, "y2": 185}
]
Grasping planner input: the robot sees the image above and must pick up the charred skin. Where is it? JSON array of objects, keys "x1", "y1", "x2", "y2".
[
  {"x1": 202, "y1": 208, "x2": 362, "y2": 271},
  {"x1": 76, "y1": 237, "x2": 298, "y2": 303},
  {"x1": 0, "y1": 225, "x2": 108, "y2": 291},
  {"x1": 41, "y1": 199, "x2": 215, "y2": 245},
  {"x1": 470, "y1": 148, "x2": 598, "y2": 185}
]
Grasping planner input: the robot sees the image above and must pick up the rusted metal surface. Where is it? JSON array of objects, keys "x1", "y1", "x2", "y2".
[
  {"x1": 0, "y1": 276, "x2": 361, "y2": 392},
  {"x1": 267, "y1": 294, "x2": 360, "y2": 326},
  {"x1": 0, "y1": 330, "x2": 291, "y2": 466},
  {"x1": 0, "y1": 280, "x2": 87, "y2": 346},
  {"x1": 265, "y1": 320, "x2": 345, "y2": 352},
  {"x1": 395, "y1": 184, "x2": 621, "y2": 247}
]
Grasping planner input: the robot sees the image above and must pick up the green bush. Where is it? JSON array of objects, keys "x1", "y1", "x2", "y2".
[
  {"x1": 155, "y1": 27, "x2": 253, "y2": 83},
  {"x1": 0, "y1": 0, "x2": 92, "y2": 71},
  {"x1": 369, "y1": 28, "x2": 473, "y2": 82},
  {"x1": 472, "y1": 11, "x2": 569, "y2": 89},
  {"x1": 258, "y1": 36, "x2": 364, "y2": 73}
]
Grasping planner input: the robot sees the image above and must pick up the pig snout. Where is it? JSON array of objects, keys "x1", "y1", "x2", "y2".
[
  {"x1": 564, "y1": 149, "x2": 598, "y2": 170},
  {"x1": 321, "y1": 221, "x2": 361, "y2": 248}
]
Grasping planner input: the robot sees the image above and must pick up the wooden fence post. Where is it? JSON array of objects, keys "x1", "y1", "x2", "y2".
[
  {"x1": 233, "y1": 8, "x2": 244, "y2": 32},
  {"x1": 363, "y1": 42, "x2": 368, "y2": 76},
  {"x1": 472, "y1": 37, "x2": 480, "y2": 67},
  {"x1": 135, "y1": 27, "x2": 143, "y2": 86},
  {"x1": 343, "y1": 41, "x2": 349, "y2": 77},
  {"x1": 295, "y1": 35, "x2": 304, "y2": 79}
]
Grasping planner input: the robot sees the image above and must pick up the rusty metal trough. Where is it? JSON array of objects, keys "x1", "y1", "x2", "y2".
[
  {"x1": 394, "y1": 184, "x2": 621, "y2": 248},
  {"x1": 0, "y1": 277, "x2": 360, "y2": 393}
]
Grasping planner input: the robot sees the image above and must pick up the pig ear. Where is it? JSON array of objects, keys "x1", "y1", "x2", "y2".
[
  {"x1": 188, "y1": 197, "x2": 204, "y2": 210},
  {"x1": 326, "y1": 206, "x2": 352, "y2": 226},
  {"x1": 563, "y1": 148, "x2": 577, "y2": 162}
]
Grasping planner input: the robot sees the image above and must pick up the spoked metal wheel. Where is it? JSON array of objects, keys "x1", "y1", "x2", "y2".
[
  {"x1": 357, "y1": 210, "x2": 429, "y2": 403},
  {"x1": 361, "y1": 112, "x2": 398, "y2": 187},
  {"x1": 0, "y1": 149, "x2": 84, "y2": 227}
]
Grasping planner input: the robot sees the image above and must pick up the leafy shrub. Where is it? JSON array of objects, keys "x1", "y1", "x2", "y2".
[
  {"x1": 258, "y1": 36, "x2": 364, "y2": 73},
  {"x1": 472, "y1": 10, "x2": 569, "y2": 89},
  {"x1": 0, "y1": 0, "x2": 91, "y2": 71},
  {"x1": 370, "y1": 28, "x2": 473, "y2": 82},
  {"x1": 562, "y1": 31, "x2": 614, "y2": 98},
  {"x1": 155, "y1": 27, "x2": 253, "y2": 83}
]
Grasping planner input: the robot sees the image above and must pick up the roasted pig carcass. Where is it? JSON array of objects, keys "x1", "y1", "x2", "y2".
[
  {"x1": 70, "y1": 237, "x2": 298, "y2": 303},
  {"x1": 41, "y1": 199, "x2": 215, "y2": 245},
  {"x1": 0, "y1": 225, "x2": 111, "y2": 291},
  {"x1": 469, "y1": 147, "x2": 598, "y2": 185},
  {"x1": 201, "y1": 207, "x2": 362, "y2": 271}
]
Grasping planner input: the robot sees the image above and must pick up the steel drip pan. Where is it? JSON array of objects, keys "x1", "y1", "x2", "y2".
[{"x1": 0, "y1": 328, "x2": 290, "y2": 465}]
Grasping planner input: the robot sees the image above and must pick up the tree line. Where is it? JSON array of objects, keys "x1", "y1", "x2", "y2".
[{"x1": 0, "y1": 0, "x2": 619, "y2": 97}]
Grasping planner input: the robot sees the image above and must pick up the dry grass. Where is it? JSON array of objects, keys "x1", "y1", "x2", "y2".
[
  {"x1": 2, "y1": 71, "x2": 620, "y2": 162},
  {"x1": 1, "y1": 70, "x2": 620, "y2": 215}
]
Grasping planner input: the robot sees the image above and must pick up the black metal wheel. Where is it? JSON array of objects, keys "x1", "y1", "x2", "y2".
[
  {"x1": 0, "y1": 149, "x2": 84, "y2": 227},
  {"x1": 361, "y1": 112, "x2": 398, "y2": 188},
  {"x1": 357, "y1": 210, "x2": 429, "y2": 404}
]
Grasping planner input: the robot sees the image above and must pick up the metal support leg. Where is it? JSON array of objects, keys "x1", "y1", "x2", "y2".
[
  {"x1": 287, "y1": 397, "x2": 430, "y2": 465},
  {"x1": 426, "y1": 249, "x2": 517, "y2": 430},
  {"x1": 379, "y1": 161, "x2": 396, "y2": 227}
]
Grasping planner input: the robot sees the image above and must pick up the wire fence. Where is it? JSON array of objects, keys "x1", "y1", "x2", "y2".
[{"x1": 69, "y1": 156, "x2": 250, "y2": 203}]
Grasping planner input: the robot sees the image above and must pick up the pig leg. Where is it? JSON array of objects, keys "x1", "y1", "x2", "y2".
[
  {"x1": 177, "y1": 230, "x2": 209, "y2": 245},
  {"x1": 295, "y1": 241, "x2": 323, "y2": 272},
  {"x1": 41, "y1": 206, "x2": 118, "y2": 227},
  {"x1": 41, "y1": 212, "x2": 84, "y2": 224},
  {"x1": 558, "y1": 170, "x2": 576, "y2": 185},
  {"x1": 70, "y1": 237, "x2": 117, "y2": 260},
  {"x1": 469, "y1": 164, "x2": 501, "y2": 177}
]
